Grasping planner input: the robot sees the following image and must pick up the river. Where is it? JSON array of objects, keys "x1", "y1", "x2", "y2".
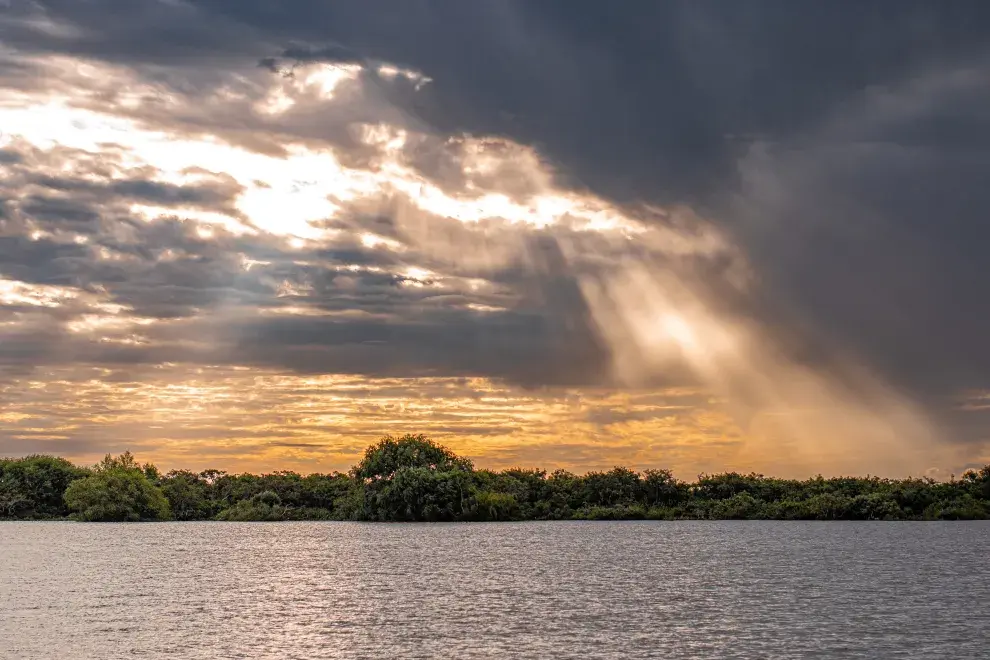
[{"x1": 2, "y1": 521, "x2": 988, "y2": 658}]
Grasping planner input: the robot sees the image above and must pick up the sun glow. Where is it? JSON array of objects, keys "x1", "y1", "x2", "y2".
[
  {"x1": 0, "y1": 279, "x2": 78, "y2": 308},
  {"x1": 0, "y1": 50, "x2": 967, "y2": 478},
  {"x1": 0, "y1": 86, "x2": 642, "y2": 245}
]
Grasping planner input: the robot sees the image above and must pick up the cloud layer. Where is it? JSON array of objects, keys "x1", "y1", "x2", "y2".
[{"x1": 1, "y1": 1, "x2": 988, "y2": 476}]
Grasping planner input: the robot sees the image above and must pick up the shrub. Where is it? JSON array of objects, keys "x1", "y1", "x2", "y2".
[{"x1": 64, "y1": 465, "x2": 170, "y2": 522}]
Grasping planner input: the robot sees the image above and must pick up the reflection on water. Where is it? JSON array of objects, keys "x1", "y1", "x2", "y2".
[{"x1": 1, "y1": 521, "x2": 988, "y2": 659}]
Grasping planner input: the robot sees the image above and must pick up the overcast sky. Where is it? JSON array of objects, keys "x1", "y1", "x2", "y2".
[{"x1": 1, "y1": 0, "x2": 988, "y2": 477}]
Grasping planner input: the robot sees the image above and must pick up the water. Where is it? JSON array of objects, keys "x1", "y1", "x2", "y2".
[{"x1": 1, "y1": 521, "x2": 988, "y2": 659}]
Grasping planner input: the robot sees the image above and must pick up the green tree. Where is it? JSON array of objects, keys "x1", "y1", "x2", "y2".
[
  {"x1": 923, "y1": 495, "x2": 988, "y2": 520},
  {"x1": 643, "y1": 468, "x2": 686, "y2": 507},
  {"x1": 472, "y1": 490, "x2": 520, "y2": 521},
  {"x1": 63, "y1": 453, "x2": 170, "y2": 522},
  {"x1": 0, "y1": 456, "x2": 89, "y2": 519},
  {"x1": 581, "y1": 467, "x2": 642, "y2": 506},
  {"x1": 355, "y1": 435, "x2": 475, "y2": 521},
  {"x1": 160, "y1": 470, "x2": 213, "y2": 520},
  {"x1": 962, "y1": 465, "x2": 990, "y2": 500},
  {"x1": 354, "y1": 434, "x2": 473, "y2": 481},
  {"x1": 2, "y1": 437, "x2": 988, "y2": 523},
  {"x1": 215, "y1": 490, "x2": 291, "y2": 521}
]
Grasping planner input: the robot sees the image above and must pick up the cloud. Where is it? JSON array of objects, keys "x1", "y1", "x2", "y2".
[
  {"x1": 0, "y1": 47, "x2": 731, "y2": 393},
  {"x1": 726, "y1": 61, "x2": 990, "y2": 454},
  {"x1": 0, "y1": 31, "x2": 753, "y2": 391},
  {"x1": 0, "y1": 365, "x2": 753, "y2": 476},
  {"x1": 1, "y1": 1, "x2": 989, "y2": 474}
]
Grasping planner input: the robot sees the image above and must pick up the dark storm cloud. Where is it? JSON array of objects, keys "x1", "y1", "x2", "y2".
[
  {"x1": 225, "y1": 308, "x2": 607, "y2": 385},
  {"x1": 0, "y1": 235, "x2": 93, "y2": 286},
  {"x1": 0, "y1": 140, "x2": 243, "y2": 233},
  {"x1": 2, "y1": 1, "x2": 990, "y2": 429},
  {"x1": 219, "y1": 0, "x2": 987, "y2": 422},
  {"x1": 0, "y1": 136, "x2": 617, "y2": 386},
  {"x1": 0, "y1": 149, "x2": 23, "y2": 165},
  {"x1": 64, "y1": 0, "x2": 979, "y2": 202},
  {"x1": 6, "y1": 0, "x2": 988, "y2": 194}
]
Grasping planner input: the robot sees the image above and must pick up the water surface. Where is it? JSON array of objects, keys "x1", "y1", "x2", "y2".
[{"x1": 2, "y1": 521, "x2": 988, "y2": 658}]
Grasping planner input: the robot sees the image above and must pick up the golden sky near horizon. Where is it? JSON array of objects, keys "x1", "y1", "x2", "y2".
[{"x1": 1, "y1": 26, "x2": 988, "y2": 478}]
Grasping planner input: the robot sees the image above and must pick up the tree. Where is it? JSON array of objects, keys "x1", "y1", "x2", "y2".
[
  {"x1": 643, "y1": 469, "x2": 685, "y2": 507},
  {"x1": 0, "y1": 456, "x2": 89, "y2": 519},
  {"x1": 581, "y1": 467, "x2": 642, "y2": 506},
  {"x1": 962, "y1": 465, "x2": 990, "y2": 500},
  {"x1": 353, "y1": 434, "x2": 473, "y2": 481},
  {"x1": 96, "y1": 451, "x2": 141, "y2": 472},
  {"x1": 63, "y1": 453, "x2": 170, "y2": 522},
  {"x1": 473, "y1": 490, "x2": 519, "y2": 521},
  {"x1": 355, "y1": 435, "x2": 475, "y2": 521},
  {"x1": 1, "y1": 437, "x2": 987, "y2": 523},
  {"x1": 160, "y1": 470, "x2": 213, "y2": 520},
  {"x1": 215, "y1": 490, "x2": 291, "y2": 521}
]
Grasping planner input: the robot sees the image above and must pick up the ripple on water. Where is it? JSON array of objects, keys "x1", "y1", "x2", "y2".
[{"x1": 1, "y1": 521, "x2": 989, "y2": 659}]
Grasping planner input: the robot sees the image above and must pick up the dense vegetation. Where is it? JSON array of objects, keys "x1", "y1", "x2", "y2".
[{"x1": 2, "y1": 435, "x2": 989, "y2": 522}]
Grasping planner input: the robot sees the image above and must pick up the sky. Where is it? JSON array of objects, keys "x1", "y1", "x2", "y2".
[{"x1": 1, "y1": 0, "x2": 989, "y2": 478}]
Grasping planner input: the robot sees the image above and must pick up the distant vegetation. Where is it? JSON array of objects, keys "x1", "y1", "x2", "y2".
[{"x1": 2, "y1": 435, "x2": 988, "y2": 522}]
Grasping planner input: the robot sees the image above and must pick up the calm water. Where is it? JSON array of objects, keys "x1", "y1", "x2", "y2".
[{"x1": 1, "y1": 521, "x2": 988, "y2": 659}]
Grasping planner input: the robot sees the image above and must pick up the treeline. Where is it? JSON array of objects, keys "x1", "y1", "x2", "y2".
[{"x1": 2, "y1": 435, "x2": 989, "y2": 522}]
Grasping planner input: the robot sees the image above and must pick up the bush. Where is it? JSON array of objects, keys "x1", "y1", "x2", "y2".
[
  {"x1": 851, "y1": 493, "x2": 904, "y2": 520},
  {"x1": 1, "y1": 438, "x2": 988, "y2": 523},
  {"x1": 64, "y1": 465, "x2": 170, "y2": 522},
  {"x1": 924, "y1": 496, "x2": 988, "y2": 520},
  {"x1": 708, "y1": 493, "x2": 763, "y2": 520},
  {"x1": 0, "y1": 456, "x2": 89, "y2": 519},
  {"x1": 472, "y1": 490, "x2": 520, "y2": 521},
  {"x1": 160, "y1": 470, "x2": 214, "y2": 521},
  {"x1": 215, "y1": 501, "x2": 287, "y2": 521}
]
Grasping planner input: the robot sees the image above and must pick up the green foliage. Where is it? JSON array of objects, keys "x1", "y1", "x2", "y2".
[
  {"x1": 0, "y1": 455, "x2": 89, "y2": 519},
  {"x1": 581, "y1": 467, "x2": 643, "y2": 507},
  {"x1": 961, "y1": 466, "x2": 990, "y2": 500},
  {"x1": 159, "y1": 470, "x2": 214, "y2": 521},
  {"x1": 95, "y1": 451, "x2": 141, "y2": 473},
  {"x1": 923, "y1": 495, "x2": 988, "y2": 520},
  {"x1": 216, "y1": 490, "x2": 298, "y2": 521},
  {"x1": 354, "y1": 434, "x2": 474, "y2": 481},
  {"x1": 362, "y1": 465, "x2": 476, "y2": 522},
  {"x1": 64, "y1": 454, "x2": 170, "y2": 522},
  {"x1": 2, "y1": 437, "x2": 989, "y2": 523},
  {"x1": 709, "y1": 492, "x2": 763, "y2": 520},
  {"x1": 355, "y1": 435, "x2": 477, "y2": 521},
  {"x1": 643, "y1": 469, "x2": 686, "y2": 506},
  {"x1": 471, "y1": 490, "x2": 520, "y2": 521}
]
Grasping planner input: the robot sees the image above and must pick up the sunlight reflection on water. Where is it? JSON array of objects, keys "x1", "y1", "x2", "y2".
[{"x1": 1, "y1": 521, "x2": 988, "y2": 659}]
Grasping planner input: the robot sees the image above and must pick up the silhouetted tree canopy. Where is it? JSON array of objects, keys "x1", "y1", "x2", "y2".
[
  {"x1": 1, "y1": 436, "x2": 988, "y2": 522},
  {"x1": 0, "y1": 455, "x2": 87, "y2": 519},
  {"x1": 353, "y1": 434, "x2": 474, "y2": 480},
  {"x1": 62, "y1": 452, "x2": 170, "y2": 522}
]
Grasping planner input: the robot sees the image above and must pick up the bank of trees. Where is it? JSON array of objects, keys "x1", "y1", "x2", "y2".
[
  {"x1": 2, "y1": 435, "x2": 989, "y2": 522},
  {"x1": 62, "y1": 452, "x2": 170, "y2": 522}
]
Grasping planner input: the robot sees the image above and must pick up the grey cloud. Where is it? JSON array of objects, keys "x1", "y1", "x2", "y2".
[
  {"x1": 0, "y1": 235, "x2": 93, "y2": 286},
  {"x1": 8, "y1": 1, "x2": 989, "y2": 198},
  {"x1": 19, "y1": 194, "x2": 102, "y2": 226},
  {"x1": 155, "y1": 1, "x2": 986, "y2": 202},
  {"x1": 0, "y1": 149, "x2": 24, "y2": 165},
  {"x1": 0, "y1": 138, "x2": 626, "y2": 387},
  {"x1": 0, "y1": 436, "x2": 145, "y2": 457},
  {"x1": 2, "y1": 0, "x2": 990, "y2": 445}
]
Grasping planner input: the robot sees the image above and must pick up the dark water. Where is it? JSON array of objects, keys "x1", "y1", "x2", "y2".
[{"x1": 1, "y1": 521, "x2": 988, "y2": 659}]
